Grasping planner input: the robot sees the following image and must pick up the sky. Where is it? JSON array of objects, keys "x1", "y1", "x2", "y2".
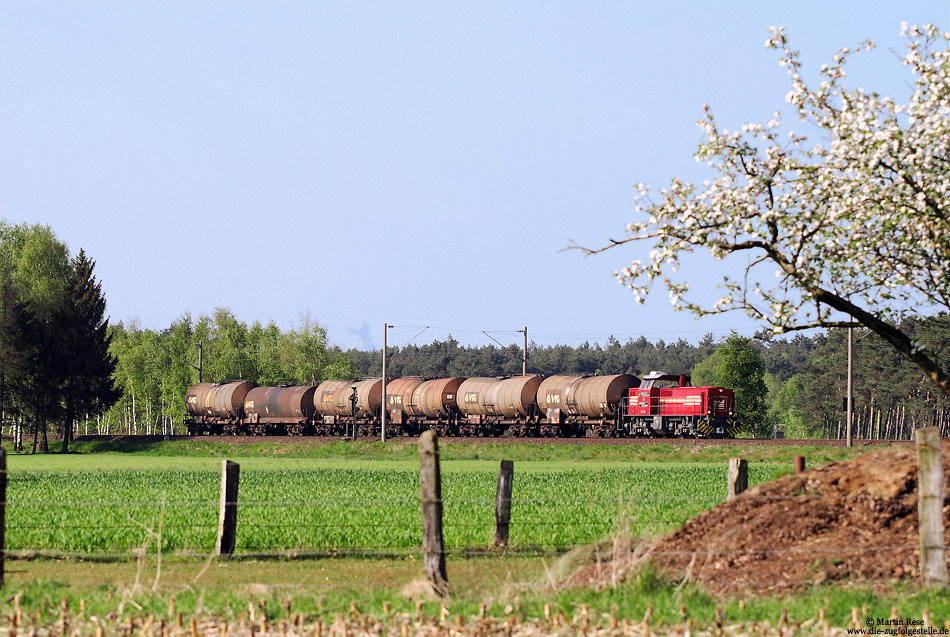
[{"x1": 2, "y1": 2, "x2": 947, "y2": 352}]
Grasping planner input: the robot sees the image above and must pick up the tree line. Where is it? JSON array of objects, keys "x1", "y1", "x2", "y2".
[{"x1": 73, "y1": 316, "x2": 950, "y2": 440}]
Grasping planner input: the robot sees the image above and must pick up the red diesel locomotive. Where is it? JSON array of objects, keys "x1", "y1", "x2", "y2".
[{"x1": 622, "y1": 372, "x2": 740, "y2": 438}]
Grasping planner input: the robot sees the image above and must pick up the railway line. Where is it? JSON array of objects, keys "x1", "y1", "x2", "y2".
[{"x1": 72, "y1": 434, "x2": 910, "y2": 448}]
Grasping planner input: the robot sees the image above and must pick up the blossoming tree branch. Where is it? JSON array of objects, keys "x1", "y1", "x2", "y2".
[{"x1": 572, "y1": 24, "x2": 950, "y2": 396}]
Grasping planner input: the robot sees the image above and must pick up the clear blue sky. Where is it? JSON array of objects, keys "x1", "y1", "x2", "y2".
[{"x1": 2, "y1": 2, "x2": 946, "y2": 351}]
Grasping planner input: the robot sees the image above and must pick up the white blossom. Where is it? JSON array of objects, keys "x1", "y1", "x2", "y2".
[{"x1": 599, "y1": 24, "x2": 950, "y2": 393}]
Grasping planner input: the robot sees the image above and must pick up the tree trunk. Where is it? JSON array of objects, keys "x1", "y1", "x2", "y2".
[
  {"x1": 39, "y1": 417, "x2": 48, "y2": 453},
  {"x1": 0, "y1": 374, "x2": 5, "y2": 449},
  {"x1": 60, "y1": 415, "x2": 71, "y2": 454}
]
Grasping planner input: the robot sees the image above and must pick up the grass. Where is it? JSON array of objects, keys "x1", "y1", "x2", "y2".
[
  {"x1": 56, "y1": 435, "x2": 883, "y2": 465},
  {"x1": 5, "y1": 556, "x2": 949, "y2": 628}
]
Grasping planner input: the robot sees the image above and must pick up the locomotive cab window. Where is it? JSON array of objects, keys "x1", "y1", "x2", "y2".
[{"x1": 638, "y1": 379, "x2": 681, "y2": 390}]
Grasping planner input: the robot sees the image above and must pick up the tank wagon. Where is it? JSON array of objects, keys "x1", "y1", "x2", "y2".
[
  {"x1": 185, "y1": 381, "x2": 255, "y2": 435},
  {"x1": 184, "y1": 371, "x2": 740, "y2": 438},
  {"x1": 244, "y1": 385, "x2": 317, "y2": 436},
  {"x1": 538, "y1": 374, "x2": 639, "y2": 437},
  {"x1": 385, "y1": 377, "x2": 466, "y2": 436},
  {"x1": 313, "y1": 378, "x2": 383, "y2": 436}
]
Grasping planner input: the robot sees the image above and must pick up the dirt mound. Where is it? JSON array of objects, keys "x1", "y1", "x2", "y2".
[
  {"x1": 565, "y1": 442, "x2": 950, "y2": 596},
  {"x1": 648, "y1": 441, "x2": 950, "y2": 596}
]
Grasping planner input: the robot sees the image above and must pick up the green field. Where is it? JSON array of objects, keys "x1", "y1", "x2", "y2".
[
  {"x1": 8, "y1": 454, "x2": 785, "y2": 555},
  {"x1": 4, "y1": 438, "x2": 879, "y2": 556}
]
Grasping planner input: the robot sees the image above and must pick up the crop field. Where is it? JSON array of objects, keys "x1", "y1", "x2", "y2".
[{"x1": 7, "y1": 459, "x2": 784, "y2": 555}]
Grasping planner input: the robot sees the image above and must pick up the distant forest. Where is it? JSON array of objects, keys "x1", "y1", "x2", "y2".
[
  {"x1": 344, "y1": 316, "x2": 950, "y2": 440},
  {"x1": 95, "y1": 311, "x2": 950, "y2": 441}
]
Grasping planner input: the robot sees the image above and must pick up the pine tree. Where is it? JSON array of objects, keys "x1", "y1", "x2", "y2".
[{"x1": 59, "y1": 250, "x2": 120, "y2": 453}]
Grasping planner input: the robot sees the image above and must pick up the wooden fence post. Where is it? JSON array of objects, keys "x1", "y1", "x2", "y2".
[
  {"x1": 0, "y1": 448, "x2": 6, "y2": 587},
  {"x1": 916, "y1": 427, "x2": 947, "y2": 587},
  {"x1": 215, "y1": 460, "x2": 240, "y2": 557},
  {"x1": 418, "y1": 430, "x2": 448, "y2": 595},
  {"x1": 728, "y1": 458, "x2": 747, "y2": 501},
  {"x1": 494, "y1": 460, "x2": 514, "y2": 547}
]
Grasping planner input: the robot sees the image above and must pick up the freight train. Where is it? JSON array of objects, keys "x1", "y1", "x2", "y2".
[{"x1": 185, "y1": 372, "x2": 741, "y2": 438}]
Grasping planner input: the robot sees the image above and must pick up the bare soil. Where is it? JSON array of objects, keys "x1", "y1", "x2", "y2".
[{"x1": 568, "y1": 441, "x2": 950, "y2": 596}]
